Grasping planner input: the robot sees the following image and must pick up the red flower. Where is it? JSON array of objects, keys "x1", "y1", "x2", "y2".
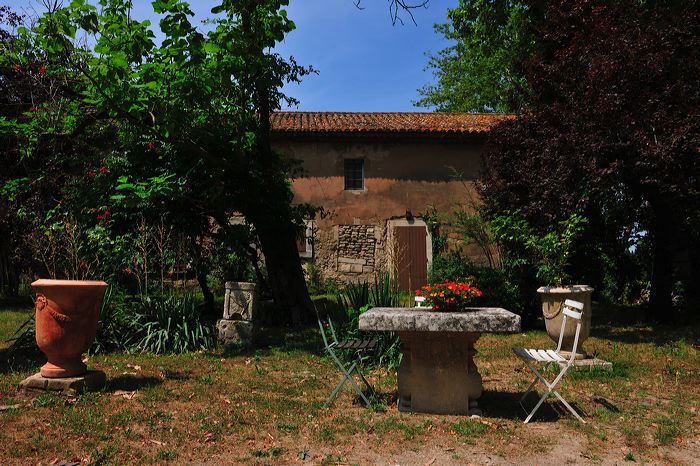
[
  {"x1": 29, "y1": 106, "x2": 39, "y2": 112},
  {"x1": 147, "y1": 142, "x2": 156, "y2": 151},
  {"x1": 87, "y1": 171, "x2": 95, "y2": 178},
  {"x1": 13, "y1": 64, "x2": 21, "y2": 72},
  {"x1": 38, "y1": 66, "x2": 46, "y2": 74},
  {"x1": 99, "y1": 165, "x2": 109, "y2": 174}
]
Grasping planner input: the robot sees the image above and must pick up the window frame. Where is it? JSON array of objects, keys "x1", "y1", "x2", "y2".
[{"x1": 344, "y1": 158, "x2": 365, "y2": 191}]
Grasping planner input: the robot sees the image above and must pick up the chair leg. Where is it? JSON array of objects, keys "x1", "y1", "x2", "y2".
[
  {"x1": 519, "y1": 361, "x2": 584, "y2": 423},
  {"x1": 552, "y1": 390, "x2": 585, "y2": 423},
  {"x1": 520, "y1": 375, "x2": 539, "y2": 403},
  {"x1": 325, "y1": 362, "x2": 357, "y2": 407},
  {"x1": 324, "y1": 360, "x2": 372, "y2": 408},
  {"x1": 524, "y1": 389, "x2": 551, "y2": 424}
]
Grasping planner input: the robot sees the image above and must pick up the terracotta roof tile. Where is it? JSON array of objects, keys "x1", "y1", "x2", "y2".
[{"x1": 270, "y1": 111, "x2": 513, "y2": 135}]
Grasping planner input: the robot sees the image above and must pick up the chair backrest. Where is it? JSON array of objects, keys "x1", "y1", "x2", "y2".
[
  {"x1": 556, "y1": 299, "x2": 584, "y2": 361},
  {"x1": 314, "y1": 301, "x2": 338, "y2": 349},
  {"x1": 415, "y1": 296, "x2": 426, "y2": 307}
]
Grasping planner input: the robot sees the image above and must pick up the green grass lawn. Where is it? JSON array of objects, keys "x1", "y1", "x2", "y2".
[{"x1": 1, "y1": 304, "x2": 698, "y2": 465}]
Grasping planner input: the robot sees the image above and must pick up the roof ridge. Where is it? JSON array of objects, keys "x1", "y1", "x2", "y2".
[
  {"x1": 273, "y1": 110, "x2": 513, "y2": 116},
  {"x1": 270, "y1": 111, "x2": 515, "y2": 135}
]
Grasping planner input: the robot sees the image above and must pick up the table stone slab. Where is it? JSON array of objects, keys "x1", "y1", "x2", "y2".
[{"x1": 359, "y1": 307, "x2": 521, "y2": 333}]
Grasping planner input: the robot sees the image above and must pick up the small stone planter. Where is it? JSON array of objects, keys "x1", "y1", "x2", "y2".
[
  {"x1": 217, "y1": 281, "x2": 258, "y2": 347},
  {"x1": 538, "y1": 285, "x2": 594, "y2": 359}
]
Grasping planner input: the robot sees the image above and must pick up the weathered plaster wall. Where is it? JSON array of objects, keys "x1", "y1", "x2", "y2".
[{"x1": 273, "y1": 136, "x2": 487, "y2": 282}]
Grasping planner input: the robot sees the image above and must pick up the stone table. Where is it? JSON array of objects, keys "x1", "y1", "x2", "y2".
[{"x1": 359, "y1": 307, "x2": 521, "y2": 415}]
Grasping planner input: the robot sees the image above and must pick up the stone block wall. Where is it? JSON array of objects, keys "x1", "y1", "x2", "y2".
[
  {"x1": 337, "y1": 225, "x2": 376, "y2": 274},
  {"x1": 305, "y1": 221, "x2": 388, "y2": 283}
]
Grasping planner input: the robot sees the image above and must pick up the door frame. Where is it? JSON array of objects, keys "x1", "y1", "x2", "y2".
[{"x1": 386, "y1": 218, "x2": 433, "y2": 287}]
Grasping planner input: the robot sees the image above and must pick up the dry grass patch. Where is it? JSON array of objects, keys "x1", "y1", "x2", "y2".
[{"x1": 1, "y1": 305, "x2": 699, "y2": 465}]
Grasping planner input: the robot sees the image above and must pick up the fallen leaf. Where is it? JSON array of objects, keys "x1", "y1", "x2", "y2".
[
  {"x1": 0, "y1": 404, "x2": 22, "y2": 411},
  {"x1": 113, "y1": 390, "x2": 137, "y2": 400},
  {"x1": 424, "y1": 457, "x2": 437, "y2": 466},
  {"x1": 149, "y1": 439, "x2": 165, "y2": 446}
]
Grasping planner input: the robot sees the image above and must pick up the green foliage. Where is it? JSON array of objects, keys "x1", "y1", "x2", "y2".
[
  {"x1": 491, "y1": 211, "x2": 588, "y2": 286},
  {"x1": 333, "y1": 275, "x2": 403, "y2": 369},
  {"x1": 91, "y1": 285, "x2": 134, "y2": 353},
  {"x1": 453, "y1": 418, "x2": 487, "y2": 437},
  {"x1": 653, "y1": 416, "x2": 681, "y2": 445},
  {"x1": 429, "y1": 251, "x2": 533, "y2": 319},
  {"x1": 306, "y1": 262, "x2": 341, "y2": 296},
  {"x1": 341, "y1": 281, "x2": 370, "y2": 314},
  {"x1": 3, "y1": 0, "x2": 315, "y2": 317},
  {"x1": 415, "y1": 0, "x2": 536, "y2": 112},
  {"x1": 131, "y1": 294, "x2": 214, "y2": 354},
  {"x1": 370, "y1": 272, "x2": 400, "y2": 308}
]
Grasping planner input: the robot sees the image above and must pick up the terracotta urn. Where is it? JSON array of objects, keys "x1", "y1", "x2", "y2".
[
  {"x1": 537, "y1": 285, "x2": 594, "y2": 359},
  {"x1": 32, "y1": 279, "x2": 108, "y2": 378}
]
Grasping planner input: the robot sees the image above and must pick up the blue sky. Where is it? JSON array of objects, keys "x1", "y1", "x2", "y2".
[{"x1": 6, "y1": 0, "x2": 458, "y2": 111}]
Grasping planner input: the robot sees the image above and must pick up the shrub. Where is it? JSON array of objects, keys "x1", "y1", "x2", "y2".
[
  {"x1": 131, "y1": 294, "x2": 215, "y2": 354},
  {"x1": 333, "y1": 275, "x2": 403, "y2": 369},
  {"x1": 91, "y1": 286, "x2": 136, "y2": 353},
  {"x1": 429, "y1": 251, "x2": 539, "y2": 325}
]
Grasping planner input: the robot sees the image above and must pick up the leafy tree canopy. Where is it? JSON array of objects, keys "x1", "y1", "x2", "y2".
[
  {"x1": 480, "y1": 0, "x2": 700, "y2": 320},
  {"x1": 415, "y1": 0, "x2": 539, "y2": 112},
  {"x1": 2, "y1": 0, "x2": 317, "y2": 320}
]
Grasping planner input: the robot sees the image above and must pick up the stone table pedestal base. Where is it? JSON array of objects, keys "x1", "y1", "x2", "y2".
[
  {"x1": 397, "y1": 331, "x2": 482, "y2": 415},
  {"x1": 359, "y1": 307, "x2": 521, "y2": 416},
  {"x1": 19, "y1": 370, "x2": 106, "y2": 396}
]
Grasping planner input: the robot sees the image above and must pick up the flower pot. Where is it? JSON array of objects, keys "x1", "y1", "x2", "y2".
[
  {"x1": 537, "y1": 285, "x2": 593, "y2": 359},
  {"x1": 32, "y1": 279, "x2": 108, "y2": 378}
]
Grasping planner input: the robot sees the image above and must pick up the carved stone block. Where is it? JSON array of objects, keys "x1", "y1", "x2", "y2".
[{"x1": 223, "y1": 282, "x2": 258, "y2": 321}]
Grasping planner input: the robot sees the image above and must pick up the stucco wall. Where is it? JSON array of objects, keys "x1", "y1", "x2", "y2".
[{"x1": 272, "y1": 136, "x2": 486, "y2": 282}]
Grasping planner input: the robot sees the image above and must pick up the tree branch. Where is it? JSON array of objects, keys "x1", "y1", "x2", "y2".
[{"x1": 355, "y1": 0, "x2": 429, "y2": 26}]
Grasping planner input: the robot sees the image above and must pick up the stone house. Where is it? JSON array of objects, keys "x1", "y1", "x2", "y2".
[{"x1": 270, "y1": 111, "x2": 511, "y2": 291}]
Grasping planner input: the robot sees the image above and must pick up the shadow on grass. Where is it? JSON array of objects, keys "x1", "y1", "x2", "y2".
[
  {"x1": 591, "y1": 303, "x2": 700, "y2": 346},
  {"x1": 107, "y1": 374, "x2": 162, "y2": 392},
  {"x1": 480, "y1": 390, "x2": 588, "y2": 422},
  {"x1": 592, "y1": 323, "x2": 700, "y2": 346},
  {"x1": 0, "y1": 345, "x2": 43, "y2": 375},
  {"x1": 220, "y1": 325, "x2": 324, "y2": 358}
]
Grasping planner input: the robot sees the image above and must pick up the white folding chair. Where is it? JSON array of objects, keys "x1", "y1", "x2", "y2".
[{"x1": 513, "y1": 299, "x2": 586, "y2": 423}]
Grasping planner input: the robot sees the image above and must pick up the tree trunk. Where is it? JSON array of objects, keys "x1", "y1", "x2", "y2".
[
  {"x1": 255, "y1": 224, "x2": 314, "y2": 325},
  {"x1": 196, "y1": 270, "x2": 215, "y2": 316},
  {"x1": 648, "y1": 200, "x2": 674, "y2": 323}
]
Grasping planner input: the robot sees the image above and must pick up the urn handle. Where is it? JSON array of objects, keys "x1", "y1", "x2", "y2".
[
  {"x1": 35, "y1": 294, "x2": 72, "y2": 322},
  {"x1": 35, "y1": 294, "x2": 48, "y2": 312}
]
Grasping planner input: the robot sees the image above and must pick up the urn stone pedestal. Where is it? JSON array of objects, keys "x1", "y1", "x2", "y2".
[
  {"x1": 359, "y1": 307, "x2": 521, "y2": 415},
  {"x1": 217, "y1": 282, "x2": 257, "y2": 347}
]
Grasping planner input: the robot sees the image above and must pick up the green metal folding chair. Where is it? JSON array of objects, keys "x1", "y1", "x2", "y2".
[{"x1": 315, "y1": 303, "x2": 376, "y2": 408}]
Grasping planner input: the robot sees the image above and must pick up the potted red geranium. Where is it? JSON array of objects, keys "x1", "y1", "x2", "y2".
[{"x1": 415, "y1": 280, "x2": 483, "y2": 312}]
